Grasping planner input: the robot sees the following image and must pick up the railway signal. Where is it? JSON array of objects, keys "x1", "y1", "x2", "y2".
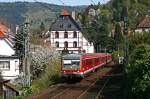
[{"x1": 123, "y1": 6, "x2": 129, "y2": 66}]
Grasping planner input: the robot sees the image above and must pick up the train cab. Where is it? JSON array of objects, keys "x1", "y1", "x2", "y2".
[{"x1": 61, "y1": 54, "x2": 83, "y2": 78}]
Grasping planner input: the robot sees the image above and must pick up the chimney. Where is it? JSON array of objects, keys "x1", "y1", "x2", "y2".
[
  {"x1": 72, "y1": 11, "x2": 76, "y2": 20},
  {"x1": 16, "y1": 25, "x2": 19, "y2": 34}
]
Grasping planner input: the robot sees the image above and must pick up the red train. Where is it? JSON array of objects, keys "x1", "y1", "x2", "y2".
[{"x1": 61, "y1": 53, "x2": 112, "y2": 78}]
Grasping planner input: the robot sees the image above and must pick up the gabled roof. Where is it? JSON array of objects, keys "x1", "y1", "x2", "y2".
[
  {"x1": 0, "y1": 24, "x2": 14, "y2": 48},
  {"x1": 138, "y1": 15, "x2": 150, "y2": 28},
  {"x1": 0, "y1": 23, "x2": 8, "y2": 38},
  {"x1": 51, "y1": 9, "x2": 81, "y2": 31}
]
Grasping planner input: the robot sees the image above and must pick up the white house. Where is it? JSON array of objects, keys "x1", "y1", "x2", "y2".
[
  {"x1": 46, "y1": 9, "x2": 94, "y2": 53},
  {"x1": 135, "y1": 15, "x2": 150, "y2": 33},
  {"x1": 0, "y1": 24, "x2": 19, "y2": 80}
]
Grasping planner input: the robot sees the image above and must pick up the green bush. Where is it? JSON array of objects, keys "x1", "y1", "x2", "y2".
[
  {"x1": 112, "y1": 50, "x2": 123, "y2": 64},
  {"x1": 125, "y1": 44, "x2": 150, "y2": 99},
  {"x1": 29, "y1": 57, "x2": 61, "y2": 95}
]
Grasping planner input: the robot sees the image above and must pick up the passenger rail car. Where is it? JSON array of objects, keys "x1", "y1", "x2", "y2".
[{"x1": 61, "y1": 53, "x2": 112, "y2": 78}]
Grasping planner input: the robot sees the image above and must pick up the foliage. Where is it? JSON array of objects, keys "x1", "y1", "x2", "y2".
[
  {"x1": 129, "y1": 32, "x2": 150, "y2": 53},
  {"x1": 62, "y1": 48, "x2": 69, "y2": 55},
  {"x1": 125, "y1": 44, "x2": 150, "y2": 99},
  {"x1": 0, "y1": 2, "x2": 85, "y2": 32},
  {"x1": 112, "y1": 50, "x2": 124, "y2": 64},
  {"x1": 79, "y1": 7, "x2": 112, "y2": 52},
  {"x1": 110, "y1": 0, "x2": 150, "y2": 29},
  {"x1": 114, "y1": 22, "x2": 123, "y2": 50},
  {"x1": 30, "y1": 57, "x2": 61, "y2": 95},
  {"x1": 13, "y1": 96, "x2": 23, "y2": 99},
  {"x1": 14, "y1": 24, "x2": 25, "y2": 60},
  {"x1": 30, "y1": 45, "x2": 59, "y2": 79}
]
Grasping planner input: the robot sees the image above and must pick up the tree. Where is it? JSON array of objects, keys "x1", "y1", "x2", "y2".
[
  {"x1": 114, "y1": 22, "x2": 123, "y2": 50},
  {"x1": 14, "y1": 25, "x2": 25, "y2": 60},
  {"x1": 129, "y1": 32, "x2": 150, "y2": 54},
  {"x1": 125, "y1": 44, "x2": 150, "y2": 99},
  {"x1": 79, "y1": 7, "x2": 112, "y2": 52},
  {"x1": 40, "y1": 22, "x2": 45, "y2": 32},
  {"x1": 30, "y1": 45, "x2": 59, "y2": 79}
]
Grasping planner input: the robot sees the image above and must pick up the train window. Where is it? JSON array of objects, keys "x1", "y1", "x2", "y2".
[{"x1": 63, "y1": 60, "x2": 80, "y2": 69}]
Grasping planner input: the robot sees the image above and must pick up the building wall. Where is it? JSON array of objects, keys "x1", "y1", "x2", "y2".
[
  {"x1": 135, "y1": 28, "x2": 150, "y2": 33},
  {"x1": 0, "y1": 39, "x2": 15, "y2": 56},
  {"x1": 0, "y1": 58, "x2": 19, "y2": 80},
  {"x1": 50, "y1": 31, "x2": 94, "y2": 53}
]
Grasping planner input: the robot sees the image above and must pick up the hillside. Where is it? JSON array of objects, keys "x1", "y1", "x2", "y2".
[{"x1": 0, "y1": 2, "x2": 86, "y2": 32}]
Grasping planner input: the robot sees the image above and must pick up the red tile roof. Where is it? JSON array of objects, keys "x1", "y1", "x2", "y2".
[
  {"x1": 60, "y1": 9, "x2": 70, "y2": 16},
  {"x1": 0, "y1": 31, "x2": 4, "y2": 38},
  {"x1": 0, "y1": 23, "x2": 8, "y2": 38},
  {"x1": 138, "y1": 16, "x2": 150, "y2": 28}
]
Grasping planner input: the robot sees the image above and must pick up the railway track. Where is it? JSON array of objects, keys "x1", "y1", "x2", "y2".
[{"x1": 27, "y1": 63, "x2": 123, "y2": 99}]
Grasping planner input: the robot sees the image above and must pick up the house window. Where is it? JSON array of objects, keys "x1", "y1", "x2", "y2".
[
  {"x1": 55, "y1": 31, "x2": 59, "y2": 38},
  {"x1": 68, "y1": 24, "x2": 71, "y2": 28},
  {"x1": 60, "y1": 24, "x2": 63, "y2": 28},
  {"x1": 15, "y1": 61, "x2": 19, "y2": 71},
  {"x1": 0, "y1": 61, "x2": 10, "y2": 70},
  {"x1": 64, "y1": 31, "x2": 68, "y2": 38},
  {"x1": 55, "y1": 42, "x2": 59, "y2": 48},
  {"x1": 73, "y1": 31, "x2": 77, "y2": 38},
  {"x1": 64, "y1": 41, "x2": 68, "y2": 48},
  {"x1": 73, "y1": 41, "x2": 77, "y2": 48}
]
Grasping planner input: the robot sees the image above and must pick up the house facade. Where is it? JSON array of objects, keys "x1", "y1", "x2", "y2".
[
  {"x1": 135, "y1": 15, "x2": 150, "y2": 33},
  {"x1": 46, "y1": 9, "x2": 94, "y2": 53},
  {"x1": 0, "y1": 24, "x2": 19, "y2": 80}
]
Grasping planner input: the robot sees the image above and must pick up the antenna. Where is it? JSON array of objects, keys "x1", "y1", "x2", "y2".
[{"x1": 58, "y1": 0, "x2": 65, "y2": 5}]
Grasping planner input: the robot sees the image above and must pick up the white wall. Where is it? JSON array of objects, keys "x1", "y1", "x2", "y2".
[
  {"x1": 135, "y1": 28, "x2": 150, "y2": 33},
  {"x1": 50, "y1": 31, "x2": 94, "y2": 53},
  {"x1": 0, "y1": 58, "x2": 19, "y2": 80},
  {"x1": 0, "y1": 39, "x2": 15, "y2": 56}
]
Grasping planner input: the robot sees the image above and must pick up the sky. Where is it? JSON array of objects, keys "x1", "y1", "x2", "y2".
[{"x1": 0, "y1": 0, "x2": 110, "y2": 6}]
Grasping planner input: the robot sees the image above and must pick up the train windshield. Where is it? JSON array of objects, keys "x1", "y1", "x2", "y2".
[{"x1": 63, "y1": 60, "x2": 80, "y2": 69}]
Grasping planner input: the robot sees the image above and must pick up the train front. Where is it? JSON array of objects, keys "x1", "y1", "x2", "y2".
[{"x1": 61, "y1": 54, "x2": 83, "y2": 78}]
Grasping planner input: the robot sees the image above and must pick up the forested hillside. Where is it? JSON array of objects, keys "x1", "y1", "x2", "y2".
[
  {"x1": 0, "y1": 2, "x2": 86, "y2": 32},
  {"x1": 107, "y1": 0, "x2": 150, "y2": 29}
]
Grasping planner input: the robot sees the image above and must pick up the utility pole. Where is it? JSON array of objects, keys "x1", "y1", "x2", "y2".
[{"x1": 23, "y1": 19, "x2": 31, "y2": 87}]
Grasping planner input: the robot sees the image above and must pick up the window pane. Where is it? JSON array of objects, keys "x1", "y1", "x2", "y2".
[{"x1": 0, "y1": 61, "x2": 10, "y2": 70}]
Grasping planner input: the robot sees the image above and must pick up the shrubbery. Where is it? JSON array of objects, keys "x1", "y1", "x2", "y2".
[
  {"x1": 125, "y1": 44, "x2": 150, "y2": 99},
  {"x1": 17, "y1": 57, "x2": 61, "y2": 98}
]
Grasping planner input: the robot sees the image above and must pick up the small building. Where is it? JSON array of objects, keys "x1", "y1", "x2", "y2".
[
  {"x1": 0, "y1": 24, "x2": 20, "y2": 80},
  {"x1": 85, "y1": 5, "x2": 100, "y2": 16},
  {"x1": 0, "y1": 80, "x2": 19, "y2": 99},
  {"x1": 135, "y1": 15, "x2": 150, "y2": 33},
  {"x1": 46, "y1": 9, "x2": 94, "y2": 54}
]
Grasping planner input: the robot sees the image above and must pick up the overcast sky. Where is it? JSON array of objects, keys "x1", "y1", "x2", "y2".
[{"x1": 0, "y1": 0, "x2": 110, "y2": 6}]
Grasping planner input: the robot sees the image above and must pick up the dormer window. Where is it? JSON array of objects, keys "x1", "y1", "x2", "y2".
[
  {"x1": 55, "y1": 31, "x2": 59, "y2": 38},
  {"x1": 68, "y1": 24, "x2": 71, "y2": 28},
  {"x1": 64, "y1": 31, "x2": 68, "y2": 38},
  {"x1": 60, "y1": 24, "x2": 63, "y2": 28}
]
